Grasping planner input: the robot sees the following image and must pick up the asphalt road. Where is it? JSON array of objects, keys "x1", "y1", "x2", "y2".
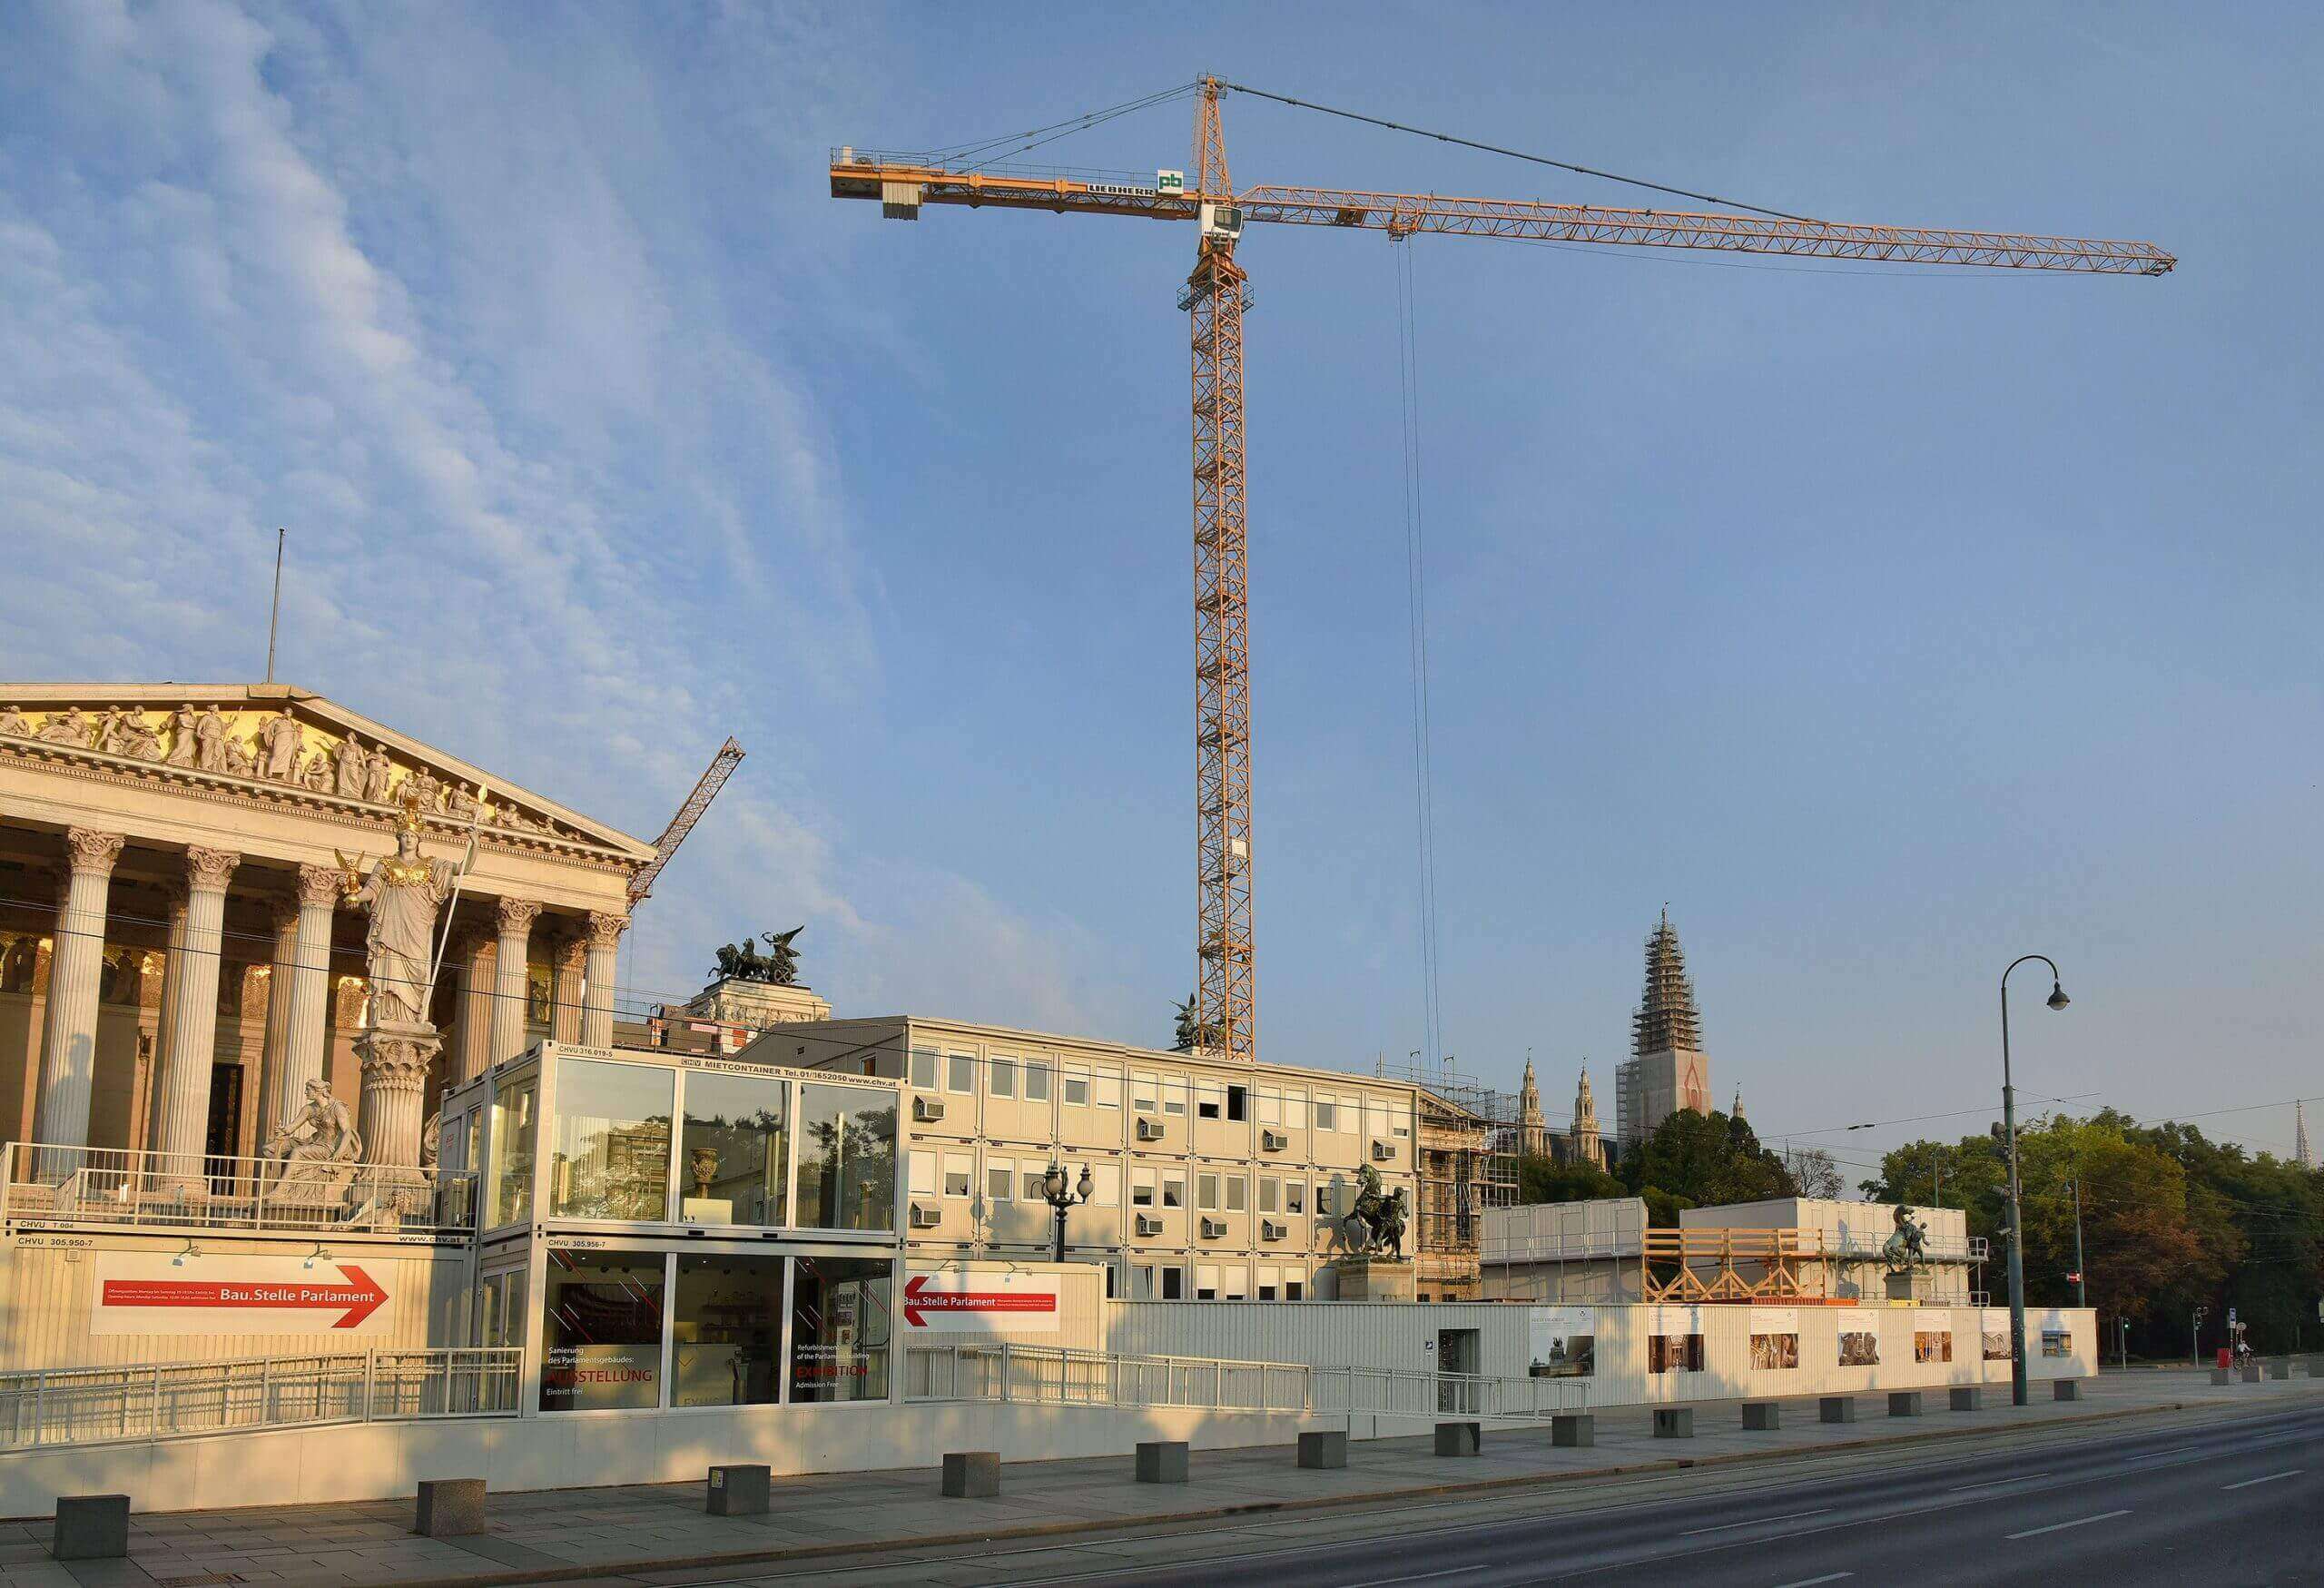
[{"x1": 691, "y1": 1398, "x2": 2323, "y2": 1587}]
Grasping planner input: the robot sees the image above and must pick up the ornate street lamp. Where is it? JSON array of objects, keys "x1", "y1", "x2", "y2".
[
  {"x1": 1041, "y1": 1159, "x2": 1093, "y2": 1265},
  {"x1": 2000, "y1": 954, "x2": 2071, "y2": 1406}
]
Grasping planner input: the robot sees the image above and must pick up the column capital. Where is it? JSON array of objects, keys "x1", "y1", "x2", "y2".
[
  {"x1": 553, "y1": 930, "x2": 587, "y2": 972},
  {"x1": 586, "y1": 910, "x2": 628, "y2": 951},
  {"x1": 184, "y1": 845, "x2": 241, "y2": 892},
  {"x1": 61, "y1": 828, "x2": 126, "y2": 876},
  {"x1": 271, "y1": 893, "x2": 304, "y2": 933},
  {"x1": 495, "y1": 896, "x2": 543, "y2": 935},
  {"x1": 295, "y1": 862, "x2": 343, "y2": 909}
]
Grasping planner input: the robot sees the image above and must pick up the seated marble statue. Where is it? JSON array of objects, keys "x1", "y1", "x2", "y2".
[{"x1": 264, "y1": 1078, "x2": 363, "y2": 1205}]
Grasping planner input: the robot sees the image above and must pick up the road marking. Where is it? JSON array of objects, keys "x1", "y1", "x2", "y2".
[
  {"x1": 2221, "y1": 1469, "x2": 2303, "y2": 1491},
  {"x1": 2005, "y1": 1507, "x2": 2132, "y2": 1540},
  {"x1": 1680, "y1": 1506, "x2": 1833, "y2": 1535},
  {"x1": 1772, "y1": 1574, "x2": 1853, "y2": 1588},
  {"x1": 2121, "y1": 1444, "x2": 2195, "y2": 1460},
  {"x1": 1342, "y1": 1568, "x2": 1482, "y2": 1588},
  {"x1": 1947, "y1": 1472, "x2": 2052, "y2": 1492}
]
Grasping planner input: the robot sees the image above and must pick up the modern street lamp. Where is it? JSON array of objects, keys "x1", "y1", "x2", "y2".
[
  {"x1": 1041, "y1": 1159, "x2": 1093, "y2": 1265},
  {"x1": 2001, "y1": 954, "x2": 2071, "y2": 1406}
]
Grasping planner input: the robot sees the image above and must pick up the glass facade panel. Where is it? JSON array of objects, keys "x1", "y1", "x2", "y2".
[
  {"x1": 679, "y1": 1069, "x2": 787, "y2": 1227},
  {"x1": 540, "y1": 1248, "x2": 665, "y2": 1411},
  {"x1": 549, "y1": 1060, "x2": 675, "y2": 1221},
  {"x1": 673, "y1": 1254, "x2": 783, "y2": 1406},
  {"x1": 790, "y1": 1255, "x2": 891, "y2": 1403},
  {"x1": 795, "y1": 1084, "x2": 897, "y2": 1233},
  {"x1": 489, "y1": 1075, "x2": 537, "y2": 1228}
]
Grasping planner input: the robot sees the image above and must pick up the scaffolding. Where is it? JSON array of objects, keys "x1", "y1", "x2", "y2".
[{"x1": 1384, "y1": 1057, "x2": 1520, "y2": 1297}]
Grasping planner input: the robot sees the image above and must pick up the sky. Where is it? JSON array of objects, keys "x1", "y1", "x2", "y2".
[{"x1": 2, "y1": 2, "x2": 2317, "y2": 1184}]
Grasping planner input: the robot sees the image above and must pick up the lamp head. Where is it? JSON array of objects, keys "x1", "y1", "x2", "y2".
[
  {"x1": 2046, "y1": 981, "x2": 2070, "y2": 1011},
  {"x1": 1042, "y1": 1162, "x2": 1066, "y2": 1202},
  {"x1": 1076, "y1": 1165, "x2": 1094, "y2": 1202}
]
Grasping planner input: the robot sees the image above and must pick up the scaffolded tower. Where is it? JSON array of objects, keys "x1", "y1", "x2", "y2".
[
  {"x1": 2299, "y1": 1100, "x2": 2312, "y2": 1170},
  {"x1": 1617, "y1": 909, "x2": 1713, "y2": 1149}
]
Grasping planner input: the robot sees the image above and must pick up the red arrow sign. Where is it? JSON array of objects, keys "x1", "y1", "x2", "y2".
[
  {"x1": 902, "y1": 1272, "x2": 1057, "y2": 1328},
  {"x1": 101, "y1": 1264, "x2": 389, "y2": 1329}
]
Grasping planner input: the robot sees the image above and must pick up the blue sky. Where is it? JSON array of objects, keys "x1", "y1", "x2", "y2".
[{"x1": 2, "y1": 2, "x2": 2316, "y2": 1178}]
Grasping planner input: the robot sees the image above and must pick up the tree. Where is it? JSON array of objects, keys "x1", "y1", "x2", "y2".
[
  {"x1": 1786, "y1": 1146, "x2": 1844, "y2": 1199},
  {"x1": 1619, "y1": 1109, "x2": 1797, "y2": 1210},
  {"x1": 1519, "y1": 1155, "x2": 1625, "y2": 1206}
]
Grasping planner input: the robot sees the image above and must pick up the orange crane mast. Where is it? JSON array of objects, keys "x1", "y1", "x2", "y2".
[{"x1": 832, "y1": 76, "x2": 2173, "y2": 1066}]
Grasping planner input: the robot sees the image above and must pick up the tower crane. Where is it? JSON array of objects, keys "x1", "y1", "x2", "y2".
[
  {"x1": 629, "y1": 736, "x2": 745, "y2": 906},
  {"x1": 832, "y1": 77, "x2": 2172, "y2": 1064}
]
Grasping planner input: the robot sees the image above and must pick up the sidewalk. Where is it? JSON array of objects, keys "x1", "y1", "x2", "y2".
[{"x1": 3, "y1": 1368, "x2": 2316, "y2": 1588}]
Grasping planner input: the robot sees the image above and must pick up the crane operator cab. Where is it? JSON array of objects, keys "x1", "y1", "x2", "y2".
[{"x1": 1199, "y1": 202, "x2": 1244, "y2": 242}]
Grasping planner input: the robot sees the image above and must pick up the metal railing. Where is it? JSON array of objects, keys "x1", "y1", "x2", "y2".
[
  {"x1": 0, "y1": 1348, "x2": 519, "y2": 1452},
  {"x1": 903, "y1": 1343, "x2": 1587, "y2": 1421},
  {"x1": 2, "y1": 1142, "x2": 477, "y2": 1237}
]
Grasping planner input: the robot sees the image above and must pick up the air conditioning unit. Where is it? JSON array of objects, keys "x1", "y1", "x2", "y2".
[
  {"x1": 1136, "y1": 1116, "x2": 1165, "y2": 1141},
  {"x1": 1135, "y1": 1214, "x2": 1164, "y2": 1237},
  {"x1": 1370, "y1": 1139, "x2": 1393, "y2": 1162},
  {"x1": 1261, "y1": 1218, "x2": 1286, "y2": 1242},
  {"x1": 1261, "y1": 1129, "x2": 1287, "y2": 1152},
  {"x1": 1200, "y1": 1217, "x2": 1227, "y2": 1240},
  {"x1": 912, "y1": 1096, "x2": 945, "y2": 1123},
  {"x1": 908, "y1": 1202, "x2": 941, "y2": 1229}
]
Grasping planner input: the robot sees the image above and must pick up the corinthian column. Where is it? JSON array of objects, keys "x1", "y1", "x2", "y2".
[
  {"x1": 141, "y1": 885, "x2": 188, "y2": 1152},
  {"x1": 581, "y1": 911, "x2": 625, "y2": 1049},
  {"x1": 356, "y1": 1024, "x2": 438, "y2": 1175},
  {"x1": 451, "y1": 929, "x2": 495, "y2": 1084},
  {"x1": 150, "y1": 846, "x2": 239, "y2": 1187},
  {"x1": 256, "y1": 897, "x2": 299, "y2": 1145},
  {"x1": 550, "y1": 929, "x2": 586, "y2": 1044},
  {"x1": 32, "y1": 828, "x2": 125, "y2": 1174},
  {"x1": 488, "y1": 897, "x2": 541, "y2": 1066},
  {"x1": 261, "y1": 863, "x2": 341, "y2": 1140}
]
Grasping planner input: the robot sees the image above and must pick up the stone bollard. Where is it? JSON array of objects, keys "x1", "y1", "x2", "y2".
[
  {"x1": 2264, "y1": 1359, "x2": 2290, "y2": 1381},
  {"x1": 1888, "y1": 1391, "x2": 1923, "y2": 1417},
  {"x1": 2053, "y1": 1380, "x2": 2081, "y2": 1401},
  {"x1": 1434, "y1": 1420, "x2": 1482, "y2": 1457},
  {"x1": 1551, "y1": 1413, "x2": 1594, "y2": 1448},
  {"x1": 1652, "y1": 1407, "x2": 1694, "y2": 1439},
  {"x1": 1818, "y1": 1396, "x2": 1857, "y2": 1424},
  {"x1": 1949, "y1": 1386, "x2": 1981, "y2": 1412},
  {"x1": 1741, "y1": 1402, "x2": 1781, "y2": 1431},
  {"x1": 2210, "y1": 1368, "x2": 2233, "y2": 1386},
  {"x1": 706, "y1": 1465, "x2": 770, "y2": 1517},
  {"x1": 941, "y1": 1452, "x2": 1000, "y2": 1498},
  {"x1": 53, "y1": 1495, "x2": 130, "y2": 1562},
  {"x1": 2240, "y1": 1364, "x2": 2261, "y2": 1384},
  {"x1": 1136, "y1": 1441, "x2": 1189, "y2": 1484},
  {"x1": 415, "y1": 1478, "x2": 487, "y2": 1538},
  {"x1": 1297, "y1": 1429, "x2": 1348, "y2": 1469},
  {"x1": 2308, "y1": 1356, "x2": 2324, "y2": 1379}
]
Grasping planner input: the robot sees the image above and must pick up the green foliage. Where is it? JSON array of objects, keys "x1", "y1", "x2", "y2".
[
  {"x1": 1518, "y1": 1155, "x2": 1625, "y2": 1205},
  {"x1": 1868, "y1": 1110, "x2": 2322, "y2": 1355},
  {"x1": 1618, "y1": 1109, "x2": 1798, "y2": 1210}
]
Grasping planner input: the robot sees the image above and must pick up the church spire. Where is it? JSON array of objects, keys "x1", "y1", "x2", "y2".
[
  {"x1": 2299, "y1": 1100, "x2": 2312, "y2": 1170},
  {"x1": 1632, "y1": 910, "x2": 1703, "y2": 1057},
  {"x1": 1732, "y1": 1085, "x2": 1746, "y2": 1121}
]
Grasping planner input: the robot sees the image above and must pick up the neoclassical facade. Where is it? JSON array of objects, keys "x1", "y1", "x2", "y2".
[{"x1": 0, "y1": 684, "x2": 652, "y2": 1177}]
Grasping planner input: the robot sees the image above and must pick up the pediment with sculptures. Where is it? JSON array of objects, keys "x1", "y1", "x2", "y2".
[{"x1": 0, "y1": 691, "x2": 636, "y2": 862}]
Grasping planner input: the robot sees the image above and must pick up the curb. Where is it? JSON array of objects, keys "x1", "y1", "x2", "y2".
[{"x1": 381, "y1": 1396, "x2": 2234, "y2": 1588}]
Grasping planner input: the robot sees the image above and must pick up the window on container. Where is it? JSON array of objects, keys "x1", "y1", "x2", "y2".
[
  {"x1": 1196, "y1": 1265, "x2": 1220, "y2": 1301},
  {"x1": 1196, "y1": 1081, "x2": 1225, "y2": 1120},
  {"x1": 1132, "y1": 1072, "x2": 1158, "y2": 1112},
  {"x1": 793, "y1": 1084, "x2": 897, "y2": 1233},
  {"x1": 1105, "y1": 1265, "x2": 1118, "y2": 1299},
  {"x1": 947, "y1": 1053, "x2": 976, "y2": 1094},
  {"x1": 989, "y1": 1056, "x2": 1016, "y2": 1099},
  {"x1": 1090, "y1": 1164, "x2": 1120, "y2": 1206},
  {"x1": 1222, "y1": 1266, "x2": 1248, "y2": 1301},
  {"x1": 1163, "y1": 1080, "x2": 1188, "y2": 1116},
  {"x1": 548, "y1": 1060, "x2": 674, "y2": 1222},
  {"x1": 1161, "y1": 1174, "x2": 1186, "y2": 1209},
  {"x1": 1020, "y1": 1168, "x2": 1048, "y2": 1200},
  {"x1": 1225, "y1": 1176, "x2": 1246, "y2": 1213},
  {"x1": 1285, "y1": 1089, "x2": 1306, "y2": 1130},
  {"x1": 673, "y1": 1254, "x2": 783, "y2": 1407},
  {"x1": 1284, "y1": 1273, "x2": 1305, "y2": 1301},
  {"x1": 943, "y1": 1153, "x2": 972, "y2": 1198},
  {"x1": 1023, "y1": 1060, "x2": 1050, "y2": 1103},
  {"x1": 1062, "y1": 1065, "x2": 1090, "y2": 1108},
  {"x1": 790, "y1": 1256, "x2": 891, "y2": 1404},
  {"x1": 489, "y1": 1074, "x2": 538, "y2": 1228},
  {"x1": 1160, "y1": 1267, "x2": 1184, "y2": 1300},
  {"x1": 540, "y1": 1248, "x2": 665, "y2": 1411},
  {"x1": 1196, "y1": 1172, "x2": 1219, "y2": 1211},
  {"x1": 679, "y1": 1068, "x2": 786, "y2": 1228},
  {"x1": 1259, "y1": 1178, "x2": 1279, "y2": 1214},
  {"x1": 1131, "y1": 1168, "x2": 1157, "y2": 1208},
  {"x1": 989, "y1": 1157, "x2": 1015, "y2": 1202},
  {"x1": 1313, "y1": 1100, "x2": 1337, "y2": 1133},
  {"x1": 909, "y1": 1048, "x2": 938, "y2": 1090},
  {"x1": 1093, "y1": 1069, "x2": 1122, "y2": 1109},
  {"x1": 1256, "y1": 1267, "x2": 1278, "y2": 1301},
  {"x1": 1315, "y1": 1181, "x2": 1334, "y2": 1216},
  {"x1": 908, "y1": 1150, "x2": 935, "y2": 1198},
  {"x1": 1257, "y1": 1089, "x2": 1280, "y2": 1126},
  {"x1": 1285, "y1": 1182, "x2": 1305, "y2": 1216},
  {"x1": 1226, "y1": 1085, "x2": 1248, "y2": 1122},
  {"x1": 1132, "y1": 1265, "x2": 1154, "y2": 1299}
]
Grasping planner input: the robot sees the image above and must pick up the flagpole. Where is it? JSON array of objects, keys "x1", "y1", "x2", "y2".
[{"x1": 426, "y1": 783, "x2": 489, "y2": 1016}]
